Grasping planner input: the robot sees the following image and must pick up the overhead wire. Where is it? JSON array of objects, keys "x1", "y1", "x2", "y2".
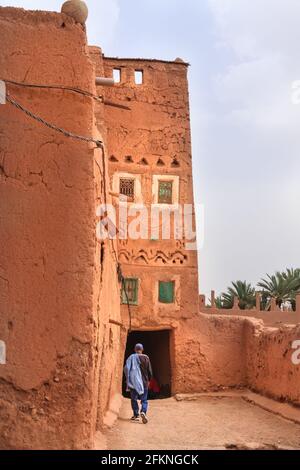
[
  {"x1": 6, "y1": 94, "x2": 103, "y2": 148},
  {"x1": 2, "y1": 78, "x2": 103, "y2": 101},
  {"x1": 1, "y1": 78, "x2": 130, "y2": 110}
]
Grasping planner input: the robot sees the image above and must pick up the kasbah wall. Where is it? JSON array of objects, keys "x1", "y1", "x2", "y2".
[
  {"x1": 0, "y1": 6, "x2": 299, "y2": 450},
  {"x1": 0, "y1": 7, "x2": 123, "y2": 449}
]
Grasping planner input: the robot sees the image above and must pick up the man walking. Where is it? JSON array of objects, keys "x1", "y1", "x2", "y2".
[{"x1": 124, "y1": 343, "x2": 153, "y2": 424}]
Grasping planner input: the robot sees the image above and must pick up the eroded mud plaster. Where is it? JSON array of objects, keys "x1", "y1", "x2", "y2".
[{"x1": 0, "y1": 7, "x2": 122, "y2": 449}]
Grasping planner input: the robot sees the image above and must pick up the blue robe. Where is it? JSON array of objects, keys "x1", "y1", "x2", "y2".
[{"x1": 124, "y1": 353, "x2": 144, "y2": 395}]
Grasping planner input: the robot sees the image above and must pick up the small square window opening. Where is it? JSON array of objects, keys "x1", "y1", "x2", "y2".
[{"x1": 113, "y1": 68, "x2": 121, "y2": 83}]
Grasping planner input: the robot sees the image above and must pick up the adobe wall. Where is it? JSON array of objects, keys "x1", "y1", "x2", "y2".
[
  {"x1": 175, "y1": 314, "x2": 299, "y2": 405},
  {"x1": 173, "y1": 315, "x2": 247, "y2": 393},
  {"x1": 0, "y1": 7, "x2": 122, "y2": 449},
  {"x1": 200, "y1": 294, "x2": 300, "y2": 327}
]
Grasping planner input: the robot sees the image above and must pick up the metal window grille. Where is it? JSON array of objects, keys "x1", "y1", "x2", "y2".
[
  {"x1": 121, "y1": 278, "x2": 138, "y2": 305},
  {"x1": 119, "y1": 178, "x2": 135, "y2": 201},
  {"x1": 158, "y1": 180, "x2": 173, "y2": 204},
  {"x1": 158, "y1": 281, "x2": 175, "y2": 304}
]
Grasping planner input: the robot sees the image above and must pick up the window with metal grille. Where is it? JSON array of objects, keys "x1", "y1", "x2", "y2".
[
  {"x1": 119, "y1": 178, "x2": 135, "y2": 201},
  {"x1": 158, "y1": 180, "x2": 173, "y2": 204},
  {"x1": 158, "y1": 281, "x2": 175, "y2": 304},
  {"x1": 121, "y1": 278, "x2": 139, "y2": 305}
]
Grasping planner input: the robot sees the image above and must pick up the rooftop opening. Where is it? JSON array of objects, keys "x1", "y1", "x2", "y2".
[
  {"x1": 123, "y1": 330, "x2": 172, "y2": 399},
  {"x1": 113, "y1": 68, "x2": 121, "y2": 83}
]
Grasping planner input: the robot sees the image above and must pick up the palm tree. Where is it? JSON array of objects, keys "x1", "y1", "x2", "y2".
[
  {"x1": 214, "y1": 296, "x2": 223, "y2": 309},
  {"x1": 257, "y1": 268, "x2": 300, "y2": 310},
  {"x1": 218, "y1": 281, "x2": 256, "y2": 310}
]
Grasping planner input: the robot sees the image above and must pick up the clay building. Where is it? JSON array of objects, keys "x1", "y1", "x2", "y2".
[{"x1": 0, "y1": 7, "x2": 124, "y2": 449}]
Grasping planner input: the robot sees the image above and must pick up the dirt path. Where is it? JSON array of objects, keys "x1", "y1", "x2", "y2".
[{"x1": 106, "y1": 397, "x2": 300, "y2": 450}]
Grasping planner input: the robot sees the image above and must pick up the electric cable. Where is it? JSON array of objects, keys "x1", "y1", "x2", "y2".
[
  {"x1": 6, "y1": 94, "x2": 103, "y2": 148},
  {"x1": 2, "y1": 78, "x2": 103, "y2": 101},
  {"x1": 2, "y1": 78, "x2": 130, "y2": 109},
  {"x1": 3, "y1": 81, "x2": 132, "y2": 332}
]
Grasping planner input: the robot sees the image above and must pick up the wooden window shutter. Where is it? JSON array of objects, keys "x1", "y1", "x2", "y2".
[{"x1": 158, "y1": 281, "x2": 175, "y2": 303}]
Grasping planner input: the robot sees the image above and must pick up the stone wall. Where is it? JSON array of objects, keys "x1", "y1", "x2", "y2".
[{"x1": 0, "y1": 7, "x2": 121, "y2": 449}]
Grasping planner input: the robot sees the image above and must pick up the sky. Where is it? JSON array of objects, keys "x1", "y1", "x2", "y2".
[{"x1": 2, "y1": 0, "x2": 300, "y2": 297}]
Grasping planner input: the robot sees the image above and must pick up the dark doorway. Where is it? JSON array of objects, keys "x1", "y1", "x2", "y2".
[{"x1": 123, "y1": 330, "x2": 172, "y2": 399}]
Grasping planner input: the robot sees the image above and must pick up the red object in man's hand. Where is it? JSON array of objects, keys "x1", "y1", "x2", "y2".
[{"x1": 148, "y1": 378, "x2": 160, "y2": 393}]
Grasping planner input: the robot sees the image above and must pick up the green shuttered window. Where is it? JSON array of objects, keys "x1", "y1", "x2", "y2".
[
  {"x1": 121, "y1": 278, "x2": 138, "y2": 305},
  {"x1": 158, "y1": 281, "x2": 175, "y2": 303}
]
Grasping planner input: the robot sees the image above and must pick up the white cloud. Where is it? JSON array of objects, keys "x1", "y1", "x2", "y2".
[
  {"x1": 208, "y1": 0, "x2": 300, "y2": 126},
  {"x1": 0, "y1": 0, "x2": 60, "y2": 10},
  {"x1": 208, "y1": 0, "x2": 300, "y2": 61}
]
